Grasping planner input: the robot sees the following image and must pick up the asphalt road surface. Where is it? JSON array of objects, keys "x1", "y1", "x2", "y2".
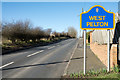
[{"x1": 1, "y1": 39, "x2": 78, "y2": 78}]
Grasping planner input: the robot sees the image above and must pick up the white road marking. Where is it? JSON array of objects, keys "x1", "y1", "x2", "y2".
[
  {"x1": 0, "y1": 62, "x2": 14, "y2": 69},
  {"x1": 27, "y1": 50, "x2": 44, "y2": 57},
  {"x1": 48, "y1": 46, "x2": 55, "y2": 49}
]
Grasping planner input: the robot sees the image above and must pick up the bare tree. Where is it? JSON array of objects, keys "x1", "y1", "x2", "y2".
[
  {"x1": 44, "y1": 29, "x2": 52, "y2": 40},
  {"x1": 2, "y1": 20, "x2": 33, "y2": 43},
  {"x1": 68, "y1": 27, "x2": 77, "y2": 38}
]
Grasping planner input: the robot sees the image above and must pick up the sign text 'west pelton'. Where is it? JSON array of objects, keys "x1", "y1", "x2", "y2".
[{"x1": 80, "y1": 5, "x2": 115, "y2": 30}]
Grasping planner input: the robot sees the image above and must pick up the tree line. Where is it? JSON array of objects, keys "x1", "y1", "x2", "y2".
[{"x1": 2, "y1": 20, "x2": 77, "y2": 43}]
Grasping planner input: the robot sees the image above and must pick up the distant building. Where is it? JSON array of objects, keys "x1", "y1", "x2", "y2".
[{"x1": 50, "y1": 33, "x2": 55, "y2": 37}]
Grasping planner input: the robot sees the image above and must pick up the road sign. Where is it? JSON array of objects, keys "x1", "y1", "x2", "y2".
[
  {"x1": 80, "y1": 5, "x2": 115, "y2": 30},
  {"x1": 80, "y1": 5, "x2": 115, "y2": 74}
]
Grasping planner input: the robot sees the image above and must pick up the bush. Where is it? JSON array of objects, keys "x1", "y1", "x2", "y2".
[
  {"x1": 2, "y1": 20, "x2": 51, "y2": 43},
  {"x1": 2, "y1": 20, "x2": 73, "y2": 44},
  {"x1": 86, "y1": 31, "x2": 90, "y2": 43}
]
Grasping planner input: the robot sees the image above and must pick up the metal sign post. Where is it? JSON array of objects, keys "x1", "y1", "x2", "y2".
[
  {"x1": 84, "y1": 30, "x2": 86, "y2": 75},
  {"x1": 107, "y1": 30, "x2": 110, "y2": 72}
]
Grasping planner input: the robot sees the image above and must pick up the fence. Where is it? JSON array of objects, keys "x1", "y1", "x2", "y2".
[
  {"x1": 91, "y1": 12, "x2": 119, "y2": 45},
  {"x1": 92, "y1": 30, "x2": 114, "y2": 44}
]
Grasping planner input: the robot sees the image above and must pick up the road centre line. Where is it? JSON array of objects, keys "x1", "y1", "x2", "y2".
[
  {"x1": 48, "y1": 46, "x2": 55, "y2": 49},
  {"x1": 0, "y1": 62, "x2": 14, "y2": 69},
  {"x1": 27, "y1": 50, "x2": 44, "y2": 57}
]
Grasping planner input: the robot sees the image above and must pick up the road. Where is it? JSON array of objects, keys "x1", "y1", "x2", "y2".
[{"x1": 1, "y1": 39, "x2": 78, "y2": 78}]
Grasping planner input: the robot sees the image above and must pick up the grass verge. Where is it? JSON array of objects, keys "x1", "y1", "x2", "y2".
[
  {"x1": 63, "y1": 66, "x2": 120, "y2": 79},
  {"x1": 2, "y1": 37, "x2": 69, "y2": 54}
]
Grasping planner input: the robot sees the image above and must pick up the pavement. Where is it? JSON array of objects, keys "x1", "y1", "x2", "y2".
[
  {"x1": 65, "y1": 38, "x2": 107, "y2": 75},
  {"x1": 1, "y1": 39, "x2": 78, "y2": 78}
]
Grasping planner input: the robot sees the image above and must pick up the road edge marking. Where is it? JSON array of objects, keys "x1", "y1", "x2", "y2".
[
  {"x1": 63, "y1": 39, "x2": 79, "y2": 76},
  {"x1": 0, "y1": 62, "x2": 14, "y2": 69}
]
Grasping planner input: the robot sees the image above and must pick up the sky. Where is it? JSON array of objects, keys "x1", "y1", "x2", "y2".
[
  {"x1": 2, "y1": 2, "x2": 118, "y2": 37},
  {"x1": 1, "y1": 0, "x2": 120, "y2": 2}
]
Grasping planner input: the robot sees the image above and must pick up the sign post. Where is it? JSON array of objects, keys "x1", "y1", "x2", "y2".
[
  {"x1": 107, "y1": 30, "x2": 110, "y2": 72},
  {"x1": 80, "y1": 5, "x2": 115, "y2": 73},
  {"x1": 83, "y1": 30, "x2": 86, "y2": 75}
]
